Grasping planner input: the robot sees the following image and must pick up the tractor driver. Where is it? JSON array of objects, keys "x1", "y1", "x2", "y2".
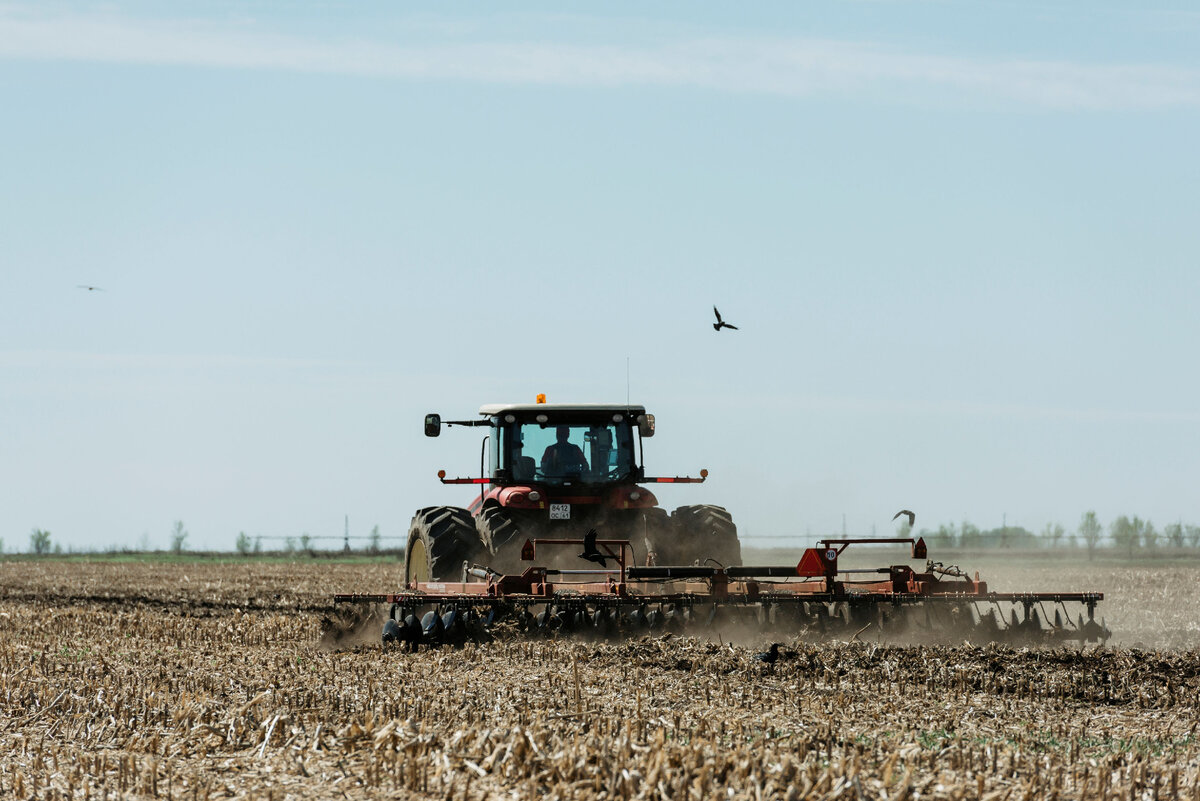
[
  {"x1": 510, "y1": 433, "x2": 536, "y2": 481},
  {"x1": 541, "y1": 425, "x2": 589, "y2": 476}
]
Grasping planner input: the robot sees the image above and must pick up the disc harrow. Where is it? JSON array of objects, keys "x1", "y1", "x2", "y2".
[{"x1": 335, "y1": 536, "x2": 1110, "y2": 648}]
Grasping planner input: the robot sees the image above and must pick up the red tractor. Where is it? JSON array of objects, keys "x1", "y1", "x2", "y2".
[{"x1": 406, "y1": 400, "x2": 741, "y2": 582}]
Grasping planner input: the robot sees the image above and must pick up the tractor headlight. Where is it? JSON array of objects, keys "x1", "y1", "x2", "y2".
[
  {"x1": 629, "y1": 491, "x2": 641, "y2": 501},
  {"x1": 527, "y1": 490, "x2": 541, "y2": 502}
]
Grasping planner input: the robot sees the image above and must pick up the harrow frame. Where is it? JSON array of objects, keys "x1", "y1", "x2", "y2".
[{"x1": 335, "y1": 536, "x2": 1110, "y2": 646}]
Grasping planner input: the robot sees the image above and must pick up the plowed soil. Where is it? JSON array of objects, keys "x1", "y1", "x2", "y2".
[{"x1": 2, "y1": 558, "x2": 1198, "y2": 800}]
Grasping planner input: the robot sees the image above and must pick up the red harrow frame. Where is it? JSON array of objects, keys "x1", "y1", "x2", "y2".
[{"x1": 335, "y1": 536, "x2": 1110, "y2": 648}]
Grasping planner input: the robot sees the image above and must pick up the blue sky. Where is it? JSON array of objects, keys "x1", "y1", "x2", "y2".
[{"x1": 3, "y1": 1, "x2": 1198, "y2": 551}]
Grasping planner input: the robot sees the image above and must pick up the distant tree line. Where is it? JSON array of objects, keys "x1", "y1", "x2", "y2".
[
  {"x1": 234, "y1": 524, "x2": 391, "y2": 555},
  {"x1": 7, "y1": 520, "x2": 399, "y2": 556},
  {"x1": 900, "y1": 510, "x2": 1200, "y2": 559},
  {"x1": 15, "y1": 513, "x2": 1198, "y2": 558},
  {"x1": 17, "y1": 525, "x2": 180, "y2": 556}
]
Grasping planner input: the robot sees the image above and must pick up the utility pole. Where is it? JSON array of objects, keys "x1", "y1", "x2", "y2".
[{"x1": 344, "y1": 515, "x2": 350, "y2": 553}]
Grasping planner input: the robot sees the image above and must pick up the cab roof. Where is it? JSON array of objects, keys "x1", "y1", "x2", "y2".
[{"x1": 478, "y1": 403, "x2": 646, "y2": 416}]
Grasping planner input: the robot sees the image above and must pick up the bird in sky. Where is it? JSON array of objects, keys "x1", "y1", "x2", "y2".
[
  {"x1": 712, "y1": 306, "x2": 738, "y2": 331},
  {"x1": 579, "y1": 528, "x2": 608, "y2": 568},
  {"x1": 893, "y1": 509, "x2": 916, "y2": 527},
  {"x1": 77, "y1": 285, "x2": 105, "y2": 292}
]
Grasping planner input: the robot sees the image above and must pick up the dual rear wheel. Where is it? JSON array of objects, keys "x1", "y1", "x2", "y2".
[
  {"x1": 404, "y1": 503, "x2": 741, "y2": 582},
  {"x1": 662, "y1": 504, "x2": 741, "y2": 567}
]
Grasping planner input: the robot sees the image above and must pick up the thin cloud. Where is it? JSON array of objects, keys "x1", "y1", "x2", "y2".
[
  {"x1": 0, "y1": 349, "x2": 336, "y2": 371},
  {"x1": 703, "y1": 391, "x2": 1200, "y2": 425},
  {"x1": 1, "y1": 8, "x2": 1199, "y2": 109},
  {"x1": 784, "y1": 393, "x2": 1200, "y2": 425}
]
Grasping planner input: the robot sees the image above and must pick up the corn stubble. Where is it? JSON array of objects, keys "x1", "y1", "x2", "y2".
[{"x1": 2, "y1": 560, "x2": 1199, "y2": 800}]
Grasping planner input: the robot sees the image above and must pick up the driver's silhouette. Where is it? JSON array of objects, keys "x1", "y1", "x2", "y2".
[{"x1": 541, "y1": 425, "x2": 589, "y2": 476}]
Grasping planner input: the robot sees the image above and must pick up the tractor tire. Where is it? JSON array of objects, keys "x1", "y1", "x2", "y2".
[
  {"x1": 477, "y1": 505, "x2": 527, "y2": 555},
  {"x1": 670, "y1": 505, "x2": 742, "y2": 567},
  {"x1": 405, "y1": 506, "x2": 484, "y2": 584},
  {"x1": 477, "y1": 505, "x2": 542, "y2": 574}
]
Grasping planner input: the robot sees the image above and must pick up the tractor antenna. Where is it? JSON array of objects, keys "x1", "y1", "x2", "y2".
[{"x1": 626, "y1": 356, "x2": 630, "y2": 406}]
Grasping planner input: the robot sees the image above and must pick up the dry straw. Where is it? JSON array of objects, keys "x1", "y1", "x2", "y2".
[{"x1": 0, "y1": 560, "x2": 1197, "y2": 799}]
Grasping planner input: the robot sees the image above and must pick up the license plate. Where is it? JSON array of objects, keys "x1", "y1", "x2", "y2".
[{"x1": 549, "y1": 503, "x2": 571, "y2": 520}]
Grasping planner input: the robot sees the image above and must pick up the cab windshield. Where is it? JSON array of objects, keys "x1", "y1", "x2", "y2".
[{"x1": 502, "y1": 418, "x2": 636, "y2": 485}]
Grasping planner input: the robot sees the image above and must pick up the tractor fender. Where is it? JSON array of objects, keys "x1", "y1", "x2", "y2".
[{"x1": 606, "y1": 484, "x2": 659, "y2": 510}]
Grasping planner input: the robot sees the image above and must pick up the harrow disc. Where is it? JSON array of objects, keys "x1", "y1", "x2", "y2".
[
  {"x1": 592, "y1": 608, "x2": 618, "y2": 634},
  {"x1": 627, "y1": 606, "x2": 649, "y2": 629},
  {"x1": 371, "y1": 593, "x2": 1110, "y2": 648},
  {"x1": 534, "y1": 608, "x2": 559, "y2": 634},
  {"x1": 402, "y1": 614, "x2": 422, "y2": 640},
  {"x1": 421, "y1": 610, "x2": 444, "y2": 640}
]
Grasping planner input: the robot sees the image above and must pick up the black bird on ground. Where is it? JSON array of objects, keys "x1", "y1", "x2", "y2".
[
  {"x1": 579, "y1": 528, "x2": 608, "y2": 568},
  {"x1": 712, "y1": 306, "x2": 738, "y2": 332},
  {"x1": 755, "y1": 643, "x2": 781, "y2": 665},
  {"x1": 77, "y1": 285, "x2": 105, "y2": 292},
  {"x1": 893, "y1": 509, "x2": 916, "y2": 527}
]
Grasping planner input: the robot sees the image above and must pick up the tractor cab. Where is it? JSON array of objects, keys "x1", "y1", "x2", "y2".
[
  {"x1": 488, "y1": 404, "x2": 650, "y2": 487},
  {"x1": 425, "y1": 403, "x2": 654, "y2": 489}
]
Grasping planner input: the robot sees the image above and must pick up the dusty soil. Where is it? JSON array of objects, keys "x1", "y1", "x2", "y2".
[{"x1": 1, "y1": 558, "x2": 1198, "y2": 800}]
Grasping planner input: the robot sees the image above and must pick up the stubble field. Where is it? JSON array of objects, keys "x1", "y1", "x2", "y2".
[{"x1": 2, "y1": 555, "x2": 1199, "y2": 800}]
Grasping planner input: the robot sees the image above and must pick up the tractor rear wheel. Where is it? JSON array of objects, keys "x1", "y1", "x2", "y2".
[
  {"x1": 405, "y1": 506, "x2": 484, "y2": 584},
  {"x1": 478, "y1": 505, "x2": 527, "y2": 555},
  {"x1": 477, "y1": 505, "x2": 542, "y2": 573},
  {"x1": 670, "y1": 505, "x2": 742, "y2": 567}
]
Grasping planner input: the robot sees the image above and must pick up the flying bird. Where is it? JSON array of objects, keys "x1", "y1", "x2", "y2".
[
  {"x1": 77, "y1": 285, "x2": 105, "y2": 292},
  {"x1": 712, "y1": 306, "x2": 738, "y2": 332},
  {"x1": 892, "y1": 509, "x2": 916, "y2": 527},
  {"x1": 579, "y1": 528, "x2": 608, "y2": 568}
]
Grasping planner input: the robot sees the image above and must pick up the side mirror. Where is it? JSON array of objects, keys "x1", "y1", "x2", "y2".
[
  {"x1": 637, "y1": 413, "x2": 656, "y2": 437},
  {"x1": 424, "y1": 414, "x2": 441, "y2": 437}
]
